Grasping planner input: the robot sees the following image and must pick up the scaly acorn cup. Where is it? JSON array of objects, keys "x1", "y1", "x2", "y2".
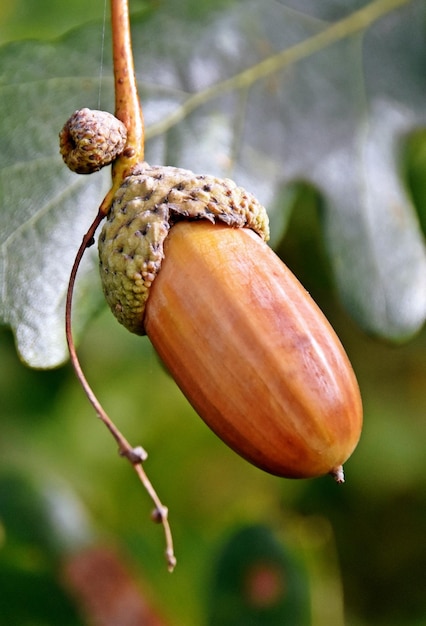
[{"x1": 98, "y1": 163, "x2": 363, "y2": 480}]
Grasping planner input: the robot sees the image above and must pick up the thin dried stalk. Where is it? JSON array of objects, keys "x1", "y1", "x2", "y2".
[{"x1": 65, "y1": 0, "x2": 176, "y2": 572}]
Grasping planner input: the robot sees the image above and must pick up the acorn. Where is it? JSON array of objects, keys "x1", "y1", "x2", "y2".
[
  {"x1": 59, "y1": 108, "x2": 127, "y2": 174},
  {"x1": 98, "y1": 163, "x2": 363, "y2": 480},
  {"x1": 59, "y1": 2, "x2": 362, "y2": 570}
]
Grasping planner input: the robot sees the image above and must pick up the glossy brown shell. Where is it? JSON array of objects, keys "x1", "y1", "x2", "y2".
[{"x1": 144, "y1": 221, "x2": 363, "y2": 479}]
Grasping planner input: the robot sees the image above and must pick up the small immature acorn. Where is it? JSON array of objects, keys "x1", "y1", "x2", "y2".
[
  {"x1": 59, "y1": 108, "x2": 127, "y2": 174},
  {"x1": 98, "y1": 163, "x2": 363, "y2": 480}
]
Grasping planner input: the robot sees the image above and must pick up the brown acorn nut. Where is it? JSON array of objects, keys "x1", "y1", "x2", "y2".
[{"x1": 99, "y1": 164, "x2": 362, "y2": 480}]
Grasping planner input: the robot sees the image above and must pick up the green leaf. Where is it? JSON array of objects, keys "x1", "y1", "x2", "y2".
[
  {"x1": 1, "y1": 0, "x2": 425, "y2": 368},
  {"x1": 0, "y1": 31, "x2": 112, "y2": 367}
]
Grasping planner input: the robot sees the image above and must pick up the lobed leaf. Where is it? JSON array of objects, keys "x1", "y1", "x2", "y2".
[{"x1": 0, "y1": 0, "x2": 425, "y2": 368}]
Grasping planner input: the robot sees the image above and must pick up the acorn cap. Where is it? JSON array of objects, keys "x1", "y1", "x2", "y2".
[{"x1": 98, "y1": 163, "x2": 270, "y2": 334}]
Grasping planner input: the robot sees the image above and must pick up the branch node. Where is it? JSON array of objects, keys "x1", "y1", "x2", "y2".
[
  {"x1": 121, "y1": 445, "x2": 148, "y2": 464},
  {"x1": 151, "y1": 506, "x2": 168, "y2": 524},
  {"x1": 166, "y1": 551, "x2": 177, "y2": 573}
]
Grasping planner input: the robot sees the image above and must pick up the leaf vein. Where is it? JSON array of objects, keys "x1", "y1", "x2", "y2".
[{"x1": 146, "y1": 0, "x2": 412, "y2": 139}]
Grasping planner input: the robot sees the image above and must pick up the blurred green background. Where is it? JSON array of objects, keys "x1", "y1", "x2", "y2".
[{"x1": 1, "y1": 1, "x2": 426, "y2": 625}]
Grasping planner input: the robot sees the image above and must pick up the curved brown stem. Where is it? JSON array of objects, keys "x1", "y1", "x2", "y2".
[
  {"x1": 65, "y1": 206, "x2": 176, "y2": 572},
  {"x1": 65, "y1": 209, "x2": 135, "y2": 455},
  {"x1": 64, "y1": 0, "x2": 176, "y2": 572}
]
